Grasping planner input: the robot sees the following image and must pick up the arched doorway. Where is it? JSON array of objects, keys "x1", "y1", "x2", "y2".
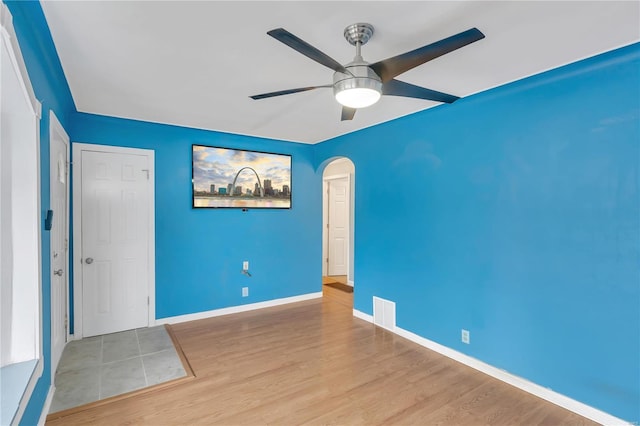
[{"x1": 322, "y1": 157, "x2": 355, "y2": 307}]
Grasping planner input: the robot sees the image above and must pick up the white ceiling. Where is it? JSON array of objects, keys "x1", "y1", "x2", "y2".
[{"x1": 41, "y1": 1, "x2": 639, "y2": 144}]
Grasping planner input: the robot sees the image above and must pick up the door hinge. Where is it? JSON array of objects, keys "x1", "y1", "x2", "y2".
[
  {"x1": 147, "y1": 296, "x2": 150, "y2": 306},
  {"x1": 326, "y1": 258, "x2": 329, "y2": 263},
  {"x1": 64, "y1": 238, "x2": 68, "y2": 250},
  {"x1": 142, "y1": 169, "x2": 150, "y2": 180},
  {"x1": 64, "y1": 315, "x2": 68, "y2": 330}
]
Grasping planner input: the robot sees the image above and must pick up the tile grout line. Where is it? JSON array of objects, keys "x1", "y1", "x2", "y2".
[
  {"x1": 140, "y1": 347, "x2": 174, "y2": 357},
  {"x1": 101, "y1": 354, "x2": 147, "y2": 365},
  {"x1": 136, "y1": 329, "x2": 149, "y2": 387}
]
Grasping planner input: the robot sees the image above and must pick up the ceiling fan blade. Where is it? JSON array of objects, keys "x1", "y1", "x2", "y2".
[
  {"x1": 341, "y1": 107, "x2": 356, "y2": 121},
  {"x1": 268, "y1": 28, "x2": 348, "y2": 74},
  {"x1": 370, "y1": 28, "x2": 485, "y2": 82},
  {"x1": 382, "y1": 79, "x2": 459, "y2": 103},
  {"x1": 250, "y1": 85, "x2": 332, "y2": 100}
]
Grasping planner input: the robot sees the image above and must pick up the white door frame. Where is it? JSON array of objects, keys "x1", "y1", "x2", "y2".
[
  {"x1": 49, "y1": 111, "x2": 70, "y2": 380},
  {"x1": 323, "y1": 173, "x2": 351, "y2": 281},
  {"x1": 72, "y1": 143, "x2": 155, "y2": 339}
]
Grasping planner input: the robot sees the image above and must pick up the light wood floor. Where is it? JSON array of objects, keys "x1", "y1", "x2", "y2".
[
  {"x1": 322, "y1": 275, "x2": 353, "y2": 308},
  {"x1": 322, "y1": 275, "x2": 348, "y2": 285},
  {"x1": 47, "y1": 294, "x2": 595, "y2": 425}
]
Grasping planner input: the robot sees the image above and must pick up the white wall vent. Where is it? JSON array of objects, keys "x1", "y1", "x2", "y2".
[{"x1": 373, "y1": 296, "x2": 396, "y2": 331}]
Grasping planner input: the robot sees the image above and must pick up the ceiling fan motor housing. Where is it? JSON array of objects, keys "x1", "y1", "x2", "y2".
[{"x1": 333, "y1": 60, "x2": 383, "y2": 107}]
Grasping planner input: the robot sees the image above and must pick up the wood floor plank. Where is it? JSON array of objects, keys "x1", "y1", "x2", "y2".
[{"x1": 46, "y1": 294, "x2": 597, "y2": 426}]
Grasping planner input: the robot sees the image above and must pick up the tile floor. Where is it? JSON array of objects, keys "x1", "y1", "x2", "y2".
[{"x1": 50, "y1": 326, "x2": 186, "y2": 413}]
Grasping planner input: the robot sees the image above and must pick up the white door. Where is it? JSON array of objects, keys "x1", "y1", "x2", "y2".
[
  {"x1": 81, "y1": 149, "x2": 150, "y2": 337},
  {"x1": 49, "y1": 113, "x2": 69, "y2": 378},
  {"x1": 328, "y1": 177, "x2": 349, "y2": 276}
]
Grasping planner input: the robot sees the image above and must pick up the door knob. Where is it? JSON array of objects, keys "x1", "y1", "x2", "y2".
[
  {"x1": 54, "y1": 269, "x2": 63, "y2": 276},
  {"x1": 85, "y1": 257, "x2": 94, "y2": 264}
]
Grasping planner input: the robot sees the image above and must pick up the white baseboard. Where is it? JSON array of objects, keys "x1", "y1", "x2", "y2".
[
  {"x1": 38, "y1": 385, "x2": 55, "y2": 426},
  {"x1": 347, "y1": 280, "x2": 354, "y2": 287},
  {"x1": 155, "y1": 292, "x2": 322, "y2": 325},
  {"x1": 352, "y1": 309, "x2": 629, "y2": 425},
  {"x1": 353, "y1": 308, "x2": 373, "y2": 323}
]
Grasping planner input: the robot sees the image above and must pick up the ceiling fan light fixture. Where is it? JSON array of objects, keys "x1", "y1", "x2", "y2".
[
  {"x1": 333, "y1": 71, "x2": 382, "y2": 109},
  {"x1": 335, "y1": 86, "x2": 381, "y2": 108}
]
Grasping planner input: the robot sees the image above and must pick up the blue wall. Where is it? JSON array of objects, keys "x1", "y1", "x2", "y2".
[
  {"x1": 314, "y1": 43, "x2": 640, "y2": 422},
  {"x1": 3, "y1": 1, "x2": 76, "y2": 424},
  {"x1": 70, "y1": 114, "x2": 321, "y2": 319}
]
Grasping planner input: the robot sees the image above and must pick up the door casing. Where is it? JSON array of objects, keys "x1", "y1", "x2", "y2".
[
  {"x1": 72, "y1": 143, "x2": 155, "y2": 339},
  {"x1": 49, "y1": 111, "x2": 70, "y2": 380}
]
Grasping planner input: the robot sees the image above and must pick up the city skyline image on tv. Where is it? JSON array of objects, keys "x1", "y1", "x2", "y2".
[{"x1": 192, "y1": 144, "x2": 291, "y2": 209}]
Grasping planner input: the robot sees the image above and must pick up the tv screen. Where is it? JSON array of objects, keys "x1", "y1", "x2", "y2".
[{"x1": 192, "y1": 144, "x2": 292, "y2": 209}]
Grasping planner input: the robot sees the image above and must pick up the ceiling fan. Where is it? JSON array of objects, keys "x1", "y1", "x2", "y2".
[{"x1": 250, "y1": 23, "x2": 485, "y2": 121}]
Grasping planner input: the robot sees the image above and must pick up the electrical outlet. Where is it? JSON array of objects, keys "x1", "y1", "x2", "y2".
[
  {"x1": 242, "y1": 261, "x2": 249, "y2": 270},
  {"x1": 461, "y1": 329, "x2": 470, "y2": 344},
  {"x1": 242, "y1": 287, "x2": 249, "y2": 297}
]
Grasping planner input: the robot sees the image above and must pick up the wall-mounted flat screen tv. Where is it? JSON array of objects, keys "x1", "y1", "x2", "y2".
[{"x1": 192, "y1": 144, "x2": 292, "y2": 209}]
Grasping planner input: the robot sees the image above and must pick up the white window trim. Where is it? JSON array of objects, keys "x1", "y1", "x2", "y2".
[{"x1": 1, "y1": 3, "x2": 44, "y2": 425}]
